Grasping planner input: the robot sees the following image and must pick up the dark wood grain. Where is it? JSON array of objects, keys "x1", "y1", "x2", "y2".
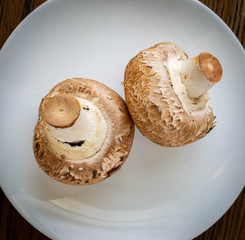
[
  {"x1": 0, "y1": 0, "x2": 244, "y2": 239},
  {"x1": 200, "y1": 0, "x2": 245, "y2": 48}
]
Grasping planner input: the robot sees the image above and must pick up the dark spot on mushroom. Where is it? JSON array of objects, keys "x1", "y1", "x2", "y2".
[
  {"x1": 60, "y1": 140, "x2": 85, "y2": 147},
  {"x1": 120, "y1": 156, "x2": 124, "y2": 161},
  {"x1": 98, "y1": 172, "x2": 101, "y2": 176},
  {"x1": 107, "y1": 166, "x2": 120, "y2": 177},
  {"x1": 207, "y1": 125, "x2": 215, "y2": 134},
  {"x1": 40, "y1": 151, "x2": 45, "y2": 158},
  {"x1": 92, "y1": 170, "x2": 97, "y2": 178},
  {"x1": 35, "y1": 143, "x2": 41, "y2": 157},
  {"x1": 35, "y1": 143, "x2": 40, "y2": 151},
  {"x1": 83, "y1": 106, "x2": 90, "y2": 110},
  {"x1": 95, "y1": 149, "x2": 100, "y2": 154},
  {"x1": 85, "y1": 180, "x2": 89, "y2": 184},
  {"x1": 67, "y1": 140, "x2": 85, "y2": 147},
  {"x1": 152, "y1": 104, "x2": 161, "y2": 114}
]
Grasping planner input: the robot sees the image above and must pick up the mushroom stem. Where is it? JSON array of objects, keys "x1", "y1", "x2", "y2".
[
  {"x1": 42, "y1": 94, "x2": 81, "y2": 128},
  {"x1": 45, "y1": 97, "x2": 97, "y2": 143},
  {"x1": 180, "y1": 53, "x2": 223, "y2": 99}
]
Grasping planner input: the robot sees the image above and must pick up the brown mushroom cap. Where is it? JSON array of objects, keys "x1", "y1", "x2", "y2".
[
  {"x1": 124, "y1": 42, "x2": 216, "y2": 147},
  {"x1": 33, "y1": 78, "x2": 134, "y2": 185}
]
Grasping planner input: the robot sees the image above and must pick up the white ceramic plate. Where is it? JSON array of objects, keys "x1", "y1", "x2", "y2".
[{"x1": 0, "y1": 0, "x2": 244, "y2": 239}]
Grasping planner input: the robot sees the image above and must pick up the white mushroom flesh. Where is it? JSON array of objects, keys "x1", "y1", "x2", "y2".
[
  {"x1": 165, "y1": 53, "x2": 210, "y2": 114},
  {"x1": 44, "y1": 98, "x2": 109, "y2": 161}
]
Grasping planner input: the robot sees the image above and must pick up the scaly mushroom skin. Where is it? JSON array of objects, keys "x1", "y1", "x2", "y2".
[
  {"x1": 33, "y1": 78, "x2": 134, "y2": 185},
  {"x1": 124, "y1": 42, "x2": 222, "y2": 147}
]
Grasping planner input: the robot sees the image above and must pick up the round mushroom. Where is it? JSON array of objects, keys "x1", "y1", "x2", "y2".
[
  {"x1": 124, "y1": 42, "x2": 222, "y2": 147},
  {"x1": 33, "y1": 78, "x2": 134, "y2": 185}
]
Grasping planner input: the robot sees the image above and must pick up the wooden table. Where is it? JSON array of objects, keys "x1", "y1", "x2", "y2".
[{"x1": 0, "y1": 0, "x2": 244, "y2": 239}]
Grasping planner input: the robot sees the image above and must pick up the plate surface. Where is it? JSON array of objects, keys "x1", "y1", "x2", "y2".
[{"x1": 0, "y1": 0, "x2": 245, "y2": 239}]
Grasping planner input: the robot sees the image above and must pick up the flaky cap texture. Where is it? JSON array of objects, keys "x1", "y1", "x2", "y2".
[
  {"x1": 124, "y1": 42, "x2": 215, "y2": 147},
  {"x1": 33, "y1": 78, "x2": 134, "y2": 185}
]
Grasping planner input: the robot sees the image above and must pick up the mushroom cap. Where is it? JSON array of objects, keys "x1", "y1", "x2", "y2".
[
  {"x1": 124, "y1": 42, "x2": 215, "y2": 147},
  {"x1": 33, "y1": 78, "x2": 134, "y2": 185}
]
